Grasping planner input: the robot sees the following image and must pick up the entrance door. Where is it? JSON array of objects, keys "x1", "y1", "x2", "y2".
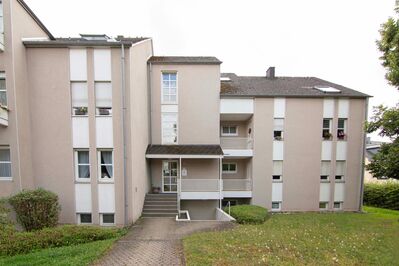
[{"x1": 162, "y1": 160, "x2": 178, "y2": 193}]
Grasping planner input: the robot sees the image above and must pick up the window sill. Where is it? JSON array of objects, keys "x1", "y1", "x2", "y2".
[
  {"x1": 221, "y1": 134, "x2": 239, "y2": 137},
  {"x1": 0, "y1": 177, "x2": 13, "y2": 181},
  {"x1": 335, "y1": 180, "x2": 345, "y2": 183},
  {"x1": 95, "y1": 115, "x2": 113, "y2": 118},
  {"x1": 75, "y1": 179, "x2": 91, "y2": 183},
  {"x1": 320, "y1": 180, "x2": 330, "y2": 183},
  {"x1": 98, "y1": 179, "x2": 114, "y2": 184},
  {"x1": 272, "y1": 180, "x2": 283, "y2": 183},
  {"x1": 72, "y1": 115, "x2": 89, "y2": 117}
]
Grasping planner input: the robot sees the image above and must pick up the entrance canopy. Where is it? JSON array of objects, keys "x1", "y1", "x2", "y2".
[{"x1": 145, "y1": 145, "x2": 223, "y2": 159}]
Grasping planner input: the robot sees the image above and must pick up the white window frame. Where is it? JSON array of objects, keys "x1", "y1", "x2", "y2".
[
  {"x1": 161, "y1": 72, "x2": 178, "y2": 104},
  {"x1": 322, "y1": 118, "x2": 332, "y2": 140},
  {"x1": 77, "y1": 213, "x2": 92, "y2": 224},
  {"x1": 221, "y1": 125, "x2": 238, "y2": 136},
  {"x1": 100, "y1": 213, "x2": 115, "y2": 226},
  {"x1": 74, "y1": 150, "x2": 90, "y2": 182},
  {"x1": 222, "y1": 162, "x2": 237, "y2": 174},
  {"x1": 320, "y1": 161, "x2": 331, "y2": 182},
  {"x1": 162, "y1": 113, "x2": 178, "y2": 144},
  {"x1": 271, "y1": 201, "x2": 281, "y2": 211},
  {"x1": 333, "y1": 201, "x2": 343, "y2": 210},
  {"x1": 71, "y1": 81, "x2": 88, "y2": 116},
  {"x1": 337, "y1": 118, "x2": 347, "y2": 140},
  {"x1": 0, "y1": 146, "x2": 11, "y2": 181},
  {"x1": 335, "y1": 160, "x2": 346, "y2": 182},
  {"x1": 98, "y1": 149, "x2": 114, "y2": 182},
  {"x1": 95, "y1": 81, "x2": 112, "y2": 116},
  {"x1": 0, "y1": 72, "x2": 7, "y2": 107},
  {"x1": 319, "y1": 202, "x2": 328, "y2": 210}
]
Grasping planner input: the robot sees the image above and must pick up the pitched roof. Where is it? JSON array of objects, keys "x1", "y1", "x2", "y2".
[
  {"x1": 148, "y1": 56, "x2": 222, "y2": 65},
  {"x1": 23, "y1": 36, "x2": 149, "y2": 48},
  {"x1": 220, "y1": 73, "x2": 370, "y2": 98},
  {"x1": 17, "y1": 0, "x2": 55, "y2": 40},
  {"x1": 146, "y1": 145, "x2": 223, "y2": 156}
]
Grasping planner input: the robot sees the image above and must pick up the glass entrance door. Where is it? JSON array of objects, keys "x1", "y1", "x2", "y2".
[{"x1": 162, "y1": 160, "x2": 178, "y2": 193}]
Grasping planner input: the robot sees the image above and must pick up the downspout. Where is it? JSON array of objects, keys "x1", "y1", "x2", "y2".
[
  {"x1": 147, "y1": 62, "x2": 153, "y2": 188},
  {"x1": 120, "y1": 43, "x2": 128, "y2": 225},
  {"x1": 358, "y1": 97, "x2": 369, "y2": 212}
]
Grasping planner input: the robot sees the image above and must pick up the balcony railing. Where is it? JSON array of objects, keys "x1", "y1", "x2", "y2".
[
  {"x1": 181, "y1": 179, "x2": 220, "y2": 192},
  {"x1": 223, "y1": 179, "x2": 252, "y2": 191},
  {"x1": 220, "y1": 137, "x2": 253, "y2": 149}
]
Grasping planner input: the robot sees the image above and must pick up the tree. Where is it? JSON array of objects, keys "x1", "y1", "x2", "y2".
[
  {"x1": 365, "y1": 13, "x2": 399, "y2": 180},
  {"x1": 365, "y1": 105, "x2": 399, "y2": 180}
]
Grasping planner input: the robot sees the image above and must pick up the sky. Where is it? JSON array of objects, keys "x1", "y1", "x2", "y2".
[{"x1": 26, "y1": 0, "x2": 399, "y2": 141}]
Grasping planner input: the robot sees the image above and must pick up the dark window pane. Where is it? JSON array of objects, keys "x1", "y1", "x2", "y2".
[
  {"x1": 80, "y1": 213, "x2": 92, "y2": 223},
  {"x1": 222, "y1": 164, "x2": 229, "y2": 171},
  {"x1": 320, "y1": 175, "x2": 328, "y2": 180},
  {"x1": 230, "y1": 164, "x2": 236, "y2": 171},
  {"x1": 0, "y1": 162, "x2": 11, "y2": 177},
  {"x1": 101, "y1": 165, "x2": 112, "y2": 178},
  {"x1": 272, "y1": 175, "x2": 281, "y2": 180},
  {"x1": 334, "y1": 202, "x2": 341, "y2": 209},
  {"x1": 323, "y1": 119, "x2": 330, "y2": 128},
  {"x1": 78, "y1": 151, "x2": 89, "y2": 164},
  {"x1": 335, "y1": 175, "x2": 343, "y2": 180},
  {"x1": 338, "y1": 119, "x2": 345, "y2": 128},
  {"x1": 78, "y1": 165, "x2": 90, "y2": 178},
  {"x1": 0, "y1": 149, "x2": 10, "y2": 161},
  {"x1": 102, "y1": 214, "x2": 114, "y2": 224},
  {"x1": 101, "y1": 151, "x2": 112, "y2": 164},
  {"x1": 0, "y1": 79, "x2": 6, "y2": 90}
]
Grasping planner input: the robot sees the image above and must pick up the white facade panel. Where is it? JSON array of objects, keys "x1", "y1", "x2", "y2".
[
  {"x1": 220, "y1": 98, "x2": 254, "y2": 114},
  {"x1": 161, "y1": 105, "x2": 178, "y2": 113},
  {"x1": 69, "y1": 49, "x2": 87, "y2": 81},
  {"x1": 180, "y1": 192, "x2": 222, "y2": 200},
  {"x1": 334, "y1": 183, "x2": 345, "y2": 201},
  {"x1": 223, "y1": 191, "x2": 252, "y2": 198},
  {"x1": 321, "y1": 141, "x2": 332, "y2": 161},
  {"x1": 222, "y1": 149, "x2": 253, "y2": 157},
  {"x1": 72, "y1": 117, "x2": 89, "y2": 148},
  {"x1": 323, "y1": 98, "x2": 334, "y2": 118},
  {"x1": 98, "y1": 183, "x2": 115, "y2": 213},
  {"x1": 96, "y1": 117, "x2": 113, "y2": 148},
  {"x1": 319, "y1": 183, "x2": 330, "y2": 202},
  {"x1": 273, "y1": 141, "x2": 284, "y2": 160},
  {"x1": 75, "y1": 184, "x2": 92, "y2": 213},
  {"x1": 336, "y1": 141, "x2": 347, "y2": 160},
  {"x1": 274, "y1": 98, "x2": 286, "y2": 118},
  {"x1": 94, "y1": 49, "x2": 112, "y2": 81},
  {"x1": 338, "y1": 99, "x2": 349, "y2": 118},
  {"x1": 272, "y1": 182, "x2": 283, "y2": 201}
]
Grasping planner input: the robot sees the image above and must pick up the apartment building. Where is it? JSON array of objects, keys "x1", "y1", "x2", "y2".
[{"x1": 0, "y1": 0, "x2": 369, "y2": 224}]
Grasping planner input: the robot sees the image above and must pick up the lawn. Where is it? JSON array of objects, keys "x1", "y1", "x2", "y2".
[
  {"x1": 183, "y1": 207, "x2": 399, "y2": 265},
  {"x1": 0, "y1": 238, "x2": 116, "y2": 266}
]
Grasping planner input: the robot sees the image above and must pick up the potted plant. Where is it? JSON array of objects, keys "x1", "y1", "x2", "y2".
[
  {"x1": 337, "y1": 130, "x2": 346, "y2": 140},
  {"x1": 98, "y1": 108, "x2": 110, "y2": 116},
  {"x1": 152, "y1": 186, "x2": 161, "y2": 194},
  {"x1": 322, "y1": 131, "x2": 332, "y2": 140},
  {"x1": 74, "y1": 107, "x2": 88, "y2": 115}
]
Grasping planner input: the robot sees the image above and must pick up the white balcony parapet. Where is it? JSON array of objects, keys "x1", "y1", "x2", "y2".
[
  {"x1": 223, "y1": 179, "x2": 252, "y2": 191},
  {"x1": 181, "y1": 179, "x2": 220, "y2": 192},
  {"x1": 220, "y1": 137, "x2": 253, "y2": 150},
  {"x1": 0, "y1": 106, "x2": 8, "y2": 126},
  {"x1": 220, "y1": 98, "x2": 254, "y2": 114}
]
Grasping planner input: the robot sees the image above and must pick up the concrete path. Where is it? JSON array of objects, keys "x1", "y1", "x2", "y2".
[{"x1": 94, "y1": 218, "x2": 234, "y2": 266}]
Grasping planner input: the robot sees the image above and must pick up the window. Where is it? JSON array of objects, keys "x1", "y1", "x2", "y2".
[
  {"x1": 334, "y1": 202, "x2": 343, "y2": 210},
  {"x1": 320, "y1": 161, "x2": 330, "y2": 181},
  {"x1": 0, "y1": 72, "x2": 6, "y2": 106},
  {"x1": 0, "y1": 147, "x2": 11, "y2": 180},
  {"x1": 274, "y1": 119, "x2": 284, "y2": 140},
  {"x1": 319, "y1": 202, "x2": 328, "y2": 210},
  {"x1": 335, "y1": 161, "x2": 346, "y2": 181},
  {"x1": 98, "y1": 150, "x2": 113, "y2": 180},
  {"x1": 222, "y1": 163, "x2": 237, "y2": 173},
  {"x1": 221, "y1": 126, "x2": 238, "y2": 136},
  {"x1": 272, "y1": 202, "x2": 281, "y2": 211},
  {"x1": 95, "y1": 82, "x2": 112, "y2": 116},
  {"x1": 337, "y1": 118, "x2": 347, "y2": 140},
  {"x1": 74, "y1": 150, "x2": 90, "y2": 180},
  {"x1": 78, "y1": 213, "x2": 92, "y2": 224},
  {"x1": 322, "y1": 119, "x2": 332, "y2": 140},
  {"x1": 100, "y1": 213, "x2": 115, "y2": 225},
  {"x1": 71, "y1": 82, "x2": 88, "y2": 115},
  {"x1": 162, "y1": 73, "x2": 177, "y2": 103},
  {"x1": 162, "y1": 113, "x2": 178, "y2": 144},
  {"x1": 272, "y1": 161, "x2": 283, "y2": 181}
]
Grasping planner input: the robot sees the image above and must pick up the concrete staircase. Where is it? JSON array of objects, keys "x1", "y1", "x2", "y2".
[{"x1": 142, "y1": 193, "x2": 178, "y2": 218}]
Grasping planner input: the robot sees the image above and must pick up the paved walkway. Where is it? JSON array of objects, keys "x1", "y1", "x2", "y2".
[{"x1": 94, "y1": 218, "x2": 235, "y2": 266}]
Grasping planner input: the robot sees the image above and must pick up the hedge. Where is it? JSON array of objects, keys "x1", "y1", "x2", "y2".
[
  {"x1": 224, "y1": 205, "x2": 269, "y2": 224},
  {"x1": 0, "y1": 225, "x2": 125, "y2": 257},
  {"x1": 363, "y1": 181, "x2": 399, "y2": 210},
  {"x1": 8, "y1": 188, "x2": 61, "y2": 231}
]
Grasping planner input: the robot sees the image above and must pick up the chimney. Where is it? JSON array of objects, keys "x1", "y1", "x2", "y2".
[{"x1": 266, "y1": 67, "x2": 275, "y2": 79}]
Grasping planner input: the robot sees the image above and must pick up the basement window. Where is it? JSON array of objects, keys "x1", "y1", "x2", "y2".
[
  {"x1": 272, "y1": 202, "x2": 281, "y2": 211},
  {"x1": 100, "y1": 213, "x2": 115, "y2": 225},
  {"x1": 319, "y1": 202, "x2": 328, "y2": 210},
  {"x1": 77, "y1": 213, "x2": 92, "y2": 224},
  {"x1": 334, "y1": 202, "x2": 343, "y2": 210}
]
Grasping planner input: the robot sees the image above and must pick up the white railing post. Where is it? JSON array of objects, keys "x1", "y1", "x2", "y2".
[{"x1": 178, "y1": 157, "x2": 182, "y2": 214}]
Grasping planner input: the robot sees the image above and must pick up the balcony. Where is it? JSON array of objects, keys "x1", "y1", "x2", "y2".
[
  {"x1": 0, "y1": 106, "x2": 8, "y2": 126},
  {"x1": 220, "y1": 137, "x2": 253, "y2": 157},
  {"x1": 223, "y1": 178, "x2": 252, "y2": 198},
  {"x1": 220, "y1": 98, "x2": 254, "y2": 121},
  {"x1": 180, "y1": 179, "x2": 222, "y2": 200}
]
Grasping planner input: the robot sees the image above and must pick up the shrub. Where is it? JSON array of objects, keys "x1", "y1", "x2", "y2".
[
  {"x1": 0, "y1": 198, "x2": 14, "y2": 232},
  {"x1": 8, "y1": 188, "x2": 61, "y2": 231},
  {"x1": 224, "y1": 205, "x2": 269, "y2": 224},
  {"x1": 0, "y1": 225, "x2": 125, "y2": 256},
  {"x1": 363, "y1": 181, "x2": 399, "y2": 210}
]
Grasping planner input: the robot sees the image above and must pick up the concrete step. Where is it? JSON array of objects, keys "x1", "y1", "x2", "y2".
[
  {"x1": 144, "y1": 200, "x2": 177, "y2": 205},
  {"x1": 144, "y1": 204, "x2": 177, "y2": 210},
  {"x1": 142, "y1": 208, "x2": 177, "y2": 213},
  {"x1": 145, "y1": 195, "x2": 177, "y2": 200},
  {"x1": 142, "y1": 212, "x2": 178, "y2": 218}
]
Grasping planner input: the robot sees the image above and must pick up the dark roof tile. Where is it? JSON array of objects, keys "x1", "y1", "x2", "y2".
[{"x1": 148, "y1": 56, "x2": 222, "y2": 65}]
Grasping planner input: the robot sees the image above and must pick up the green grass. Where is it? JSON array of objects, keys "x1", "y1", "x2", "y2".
[
  {"x1": 0, "y1": 238, "x2": 116, "y2": 266},
  {"x1": 183, "y1": 207, "x2": 399, "y2": 265}
]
